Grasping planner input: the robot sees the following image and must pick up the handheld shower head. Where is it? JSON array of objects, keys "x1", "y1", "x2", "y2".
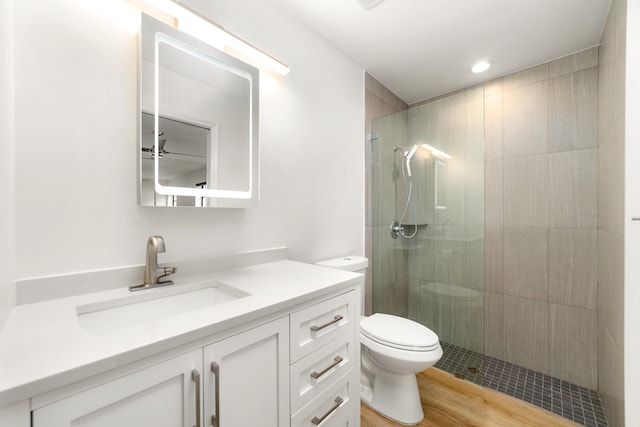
[
  {"x1": 405, "y1": 144, "x2": 419, "y2": 177},
  {"x1": 393, "y1": 144, "x2": 419, "y2": 177},
  {"x1": 405, "y1": 144, "x2": 419, "y2": 160}
]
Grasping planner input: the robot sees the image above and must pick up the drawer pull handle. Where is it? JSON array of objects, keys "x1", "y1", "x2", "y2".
[
  {"x1": 211, "y1": 362, "x2": 220, "y2": 427},
  {"x1": 310, "y1": 356, "x2": 344, "y2": 379},
  {"x1": 310, "y1": 315, "x2": 343, "y2": 332},
  {"x1": 311, "y1": 396, "x2": 344, "y2": 425},
  {"x1": 191, "y1": 370, "x2": 201, "y2": 427}
]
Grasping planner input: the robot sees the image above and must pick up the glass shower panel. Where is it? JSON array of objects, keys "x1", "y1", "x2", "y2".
[
  {"x1": 371, "y1": 87, "x2": 485, "y2": 356},
  {"x1": 371, "y1": 109, "x2": 410, "y2": 317}
]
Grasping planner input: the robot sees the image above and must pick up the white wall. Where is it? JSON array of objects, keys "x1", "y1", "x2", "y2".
[
  {"x1": 11, "y1": 0, "x2": 365, "y2": 282},
  {"x1": 0, "y1": 0, "x2": 16, "y2": 328}
]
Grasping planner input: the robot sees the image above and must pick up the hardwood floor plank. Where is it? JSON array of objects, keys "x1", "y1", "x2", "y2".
[{"x1": 361, "y1": 368, "x2": 580, "y2": 427}]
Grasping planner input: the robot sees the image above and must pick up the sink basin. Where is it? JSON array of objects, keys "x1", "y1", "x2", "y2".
[{"x1": 77, "y1": 281, "x2": 249, "y2": 335}]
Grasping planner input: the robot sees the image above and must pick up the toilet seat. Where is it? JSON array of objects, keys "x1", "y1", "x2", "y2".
[{"x1": 361, "y1": 313, "x2": 440, "y2": 352}]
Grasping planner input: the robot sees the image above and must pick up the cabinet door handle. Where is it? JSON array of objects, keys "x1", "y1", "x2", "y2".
[
  {"x1": 211, "y1": 362, "x2": 220, "y2": 427},
  {"x1": 311, "y1": 396, "x2": 344, "y2": 425},
  {"x1": 310, "y1": 356, "x2": 344, "y2": 379},
  {"x1": 191, "y1": 369, "x2": 201, "y2": 427},
  {"x1": 310, "y1": 315, "x2": 343, "y2": 332}
]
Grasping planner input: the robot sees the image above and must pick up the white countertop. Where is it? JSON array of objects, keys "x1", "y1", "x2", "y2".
[{"x1": 0, "y1": 260, "x2": 361, "y2": 407}]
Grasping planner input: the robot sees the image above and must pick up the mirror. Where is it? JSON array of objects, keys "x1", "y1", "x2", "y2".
[{"x1": 139, "y1": 14, "x2": 259, "y2": 207}]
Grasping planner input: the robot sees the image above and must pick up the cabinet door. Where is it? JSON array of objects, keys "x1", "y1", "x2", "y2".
[
  {"x1": 204, "y1": 316, "x2": 289, "y2": 427},
  {"x1": 32, "y1": 350, "x2": 202, "y2": 427}
]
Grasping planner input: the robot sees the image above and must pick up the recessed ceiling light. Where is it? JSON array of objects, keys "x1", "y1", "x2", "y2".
[{"x1": 471, "y1": 61, "x2": 491, "y2": 73}]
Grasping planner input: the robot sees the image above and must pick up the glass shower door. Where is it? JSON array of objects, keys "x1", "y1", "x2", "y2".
[{"x1": 371, "y1": 87, "x2": 485, "y2": 358}]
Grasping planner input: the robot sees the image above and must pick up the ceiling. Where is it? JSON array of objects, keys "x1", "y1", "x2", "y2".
[{"x1": 265, "y1": 0, "x2": 612, "y2": 104}]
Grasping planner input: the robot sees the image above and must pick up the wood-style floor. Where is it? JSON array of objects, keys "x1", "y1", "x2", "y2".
[{"x1": 361, "y1": 368, "x2": 580, "y2": 427}]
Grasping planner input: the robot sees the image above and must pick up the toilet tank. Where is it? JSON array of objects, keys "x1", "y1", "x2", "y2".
[{"x1": 315, "y1": 256, "x2": 368, "y2": 275}]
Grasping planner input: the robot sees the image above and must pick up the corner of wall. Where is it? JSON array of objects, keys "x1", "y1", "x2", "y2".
[{"x1": 0, "y1": 0, "x2": 16, "y2": 331}]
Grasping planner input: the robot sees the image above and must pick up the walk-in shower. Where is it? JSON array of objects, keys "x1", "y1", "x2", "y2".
[{"x1": 369, "y1": 85, "x2": 607, "y2": 426}]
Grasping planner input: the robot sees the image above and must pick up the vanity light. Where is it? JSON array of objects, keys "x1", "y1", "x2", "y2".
[
  {"x1": 421, "y1": 143, "x2": 452, "y2": 159},
  {"x1": 136, "y1": 0, "x2": 290, "y2": 75},
  {"x1": 471, "y1": 61, "x2": 491, "y2": 73}
]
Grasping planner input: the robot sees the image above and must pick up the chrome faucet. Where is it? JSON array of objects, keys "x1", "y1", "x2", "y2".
[{"x1": 129, "y1": 235, "x2": 177, "y2": 291}]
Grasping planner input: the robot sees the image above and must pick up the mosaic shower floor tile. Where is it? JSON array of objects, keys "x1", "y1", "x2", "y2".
[{"x1": 435, "y1": 342, "x2": 608, "y2": 427}]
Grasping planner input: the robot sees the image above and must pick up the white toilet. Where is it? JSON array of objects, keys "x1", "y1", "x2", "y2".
[{"x1": 316, "y1": 256, "x2": 443, "y2": 425}]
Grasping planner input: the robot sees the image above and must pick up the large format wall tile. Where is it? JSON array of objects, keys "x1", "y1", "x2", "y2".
[
  {"x1": 503, "y1": 81, "x2": 549, "y2": 158},
  {"x1": 549, "y1": 67, "x2": 598, "y2": 153},
  {"x1": 549, "y1": 304, "x2": 597, "y2": 389},
  {"x1": 598, "y1": 230, "x2": 624, "y2": 348},
  {"x1": 484, "y1": 92, "x2": 504, "y2": 161},
  {"x1": 485, "y1": 160, "x2": 503, "y2": 226},
  {"x1": 599, "y1": 143, "x2": 625, "y2": 235},
  {"x1": 466, "y1": 161, "x2": 485, "y2": 227},
  {"x1": 503, "y1": 226, "x2": 548, "y2": 301},
  {"x1": 485, "y1": 291, "x2": 504, "y2": 359},
  {"x1": 504, "y1": 155, "x2": 549, "y2": 227},
  {"x1": 549, "y1": 148, "x2": 598, "y2": 228},
  {"x1": 466, "y1": 90, "x2": 485, "y2": 164},
  {"x1": 372, "y1": 225, "x2": 409, "y2": 317},
  {"x1": 598, "y1": 320, "x2": 624, "y2": 427},
  {"x1": 596, "y1": 2, "x2": 625, "y2": 424},
  {"x1": 484, "y1": 225, "x2": 503, "y2": 293},
  {"x1": 503, "y1": 63, "x2": 549, "y2": 91},
  {"x1": 549, "y1": 228, "x2": 597, "y2": 309},
  {"x1": 464, "y1": 226, "x2": 484, "y2": 290},
  {"x1": 548, "y1": 47, "x2": 599, "y2": 78},
  {"x1": 503, "y1": 295, "x2": 549, "y2": 375}
]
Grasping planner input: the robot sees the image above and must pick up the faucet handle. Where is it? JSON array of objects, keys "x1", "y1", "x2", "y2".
[{"x1": 163, "y1": 266, "x2": 177, "y2": 276}]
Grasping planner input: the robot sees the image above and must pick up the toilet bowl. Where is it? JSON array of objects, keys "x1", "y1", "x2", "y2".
[{"x1": 316, "y1": 256, "x2": 443, "y2": 425}]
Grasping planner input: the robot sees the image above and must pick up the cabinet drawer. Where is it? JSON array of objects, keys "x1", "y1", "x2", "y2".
[
  {"x1": 291, "y1": 371, "x2": 355, "y2": 427},
  {"x1": 290, "y1": 291, "x2": 356, "y2": 362},
  {"x1": 291, "y1": 334, "x2": 354, "y2": 413}
]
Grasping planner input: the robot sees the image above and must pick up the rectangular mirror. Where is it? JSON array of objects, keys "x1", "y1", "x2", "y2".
[{"x1": 139, "y1": 14, "x2": 259, "y2": 207}]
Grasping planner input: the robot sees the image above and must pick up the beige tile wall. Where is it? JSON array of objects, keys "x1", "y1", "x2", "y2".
[
  {"x1": 597, "y1": 0, "x2": 626, "y2": 424},
  {"x1": 483, "y1": 47, "x2": 599, "y2": 390},
  {"x1": 364, "y1": 73, "x2": 408, "y2": 316},
  {"x1": 365, "y1": 46, "x2": 604, "y2": 393}
]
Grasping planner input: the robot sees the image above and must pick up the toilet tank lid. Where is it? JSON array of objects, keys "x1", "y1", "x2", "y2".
[{"x1": 315, "y1": 256, "x2": 369, "y2": 272}]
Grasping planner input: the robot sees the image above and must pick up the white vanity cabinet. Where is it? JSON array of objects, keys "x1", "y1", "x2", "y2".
[
  {"x1": 32, "y1": 317, "x2": 289, "y2": 427},
  {"x1": 1, "y1": 261, "x2": 364, "y2": 427},
  {"x1": 32, "y1": 349, "x2": 203, "y2": 427},
  {"x1": 203, "y1": 316, "x2": 289, "y2": 427},
  {"x1": 289, "y1": 291, "x2": 359, "y2": 427}
]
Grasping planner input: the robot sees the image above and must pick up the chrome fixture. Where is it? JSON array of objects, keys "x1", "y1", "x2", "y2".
[
  {"x1": 129, "y1": 235, "x2": 177, "y2": 291},
  {"x1": 391, "y1": 145, "x2": 420, "y2": 239}
]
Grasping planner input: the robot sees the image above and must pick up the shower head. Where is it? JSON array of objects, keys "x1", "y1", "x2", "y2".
[
  {"x1": 406, "y1": 144, "x2": 419, "y2": 160},
  {"x1": 393, "y1": 144, "x2": 419, "y2": 158},
  {"x1": 393, "y1": 144, "x2": 419, "y2": 177},
  {"x1": 405, "y1": 144, "x2": 419, "y2": 177}
]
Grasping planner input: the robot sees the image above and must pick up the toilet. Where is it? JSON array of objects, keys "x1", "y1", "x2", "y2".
[{"x1": 316, "y1": 256, "x2": 443, "y2": 425}]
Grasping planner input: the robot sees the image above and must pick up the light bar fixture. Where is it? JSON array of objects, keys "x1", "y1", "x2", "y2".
[
  {"x1": 137, "y1": 0, "x2": 290, "y2": 75},
  {"x1": 421, "y1": 143, "x2": 452, "y2": 159}
]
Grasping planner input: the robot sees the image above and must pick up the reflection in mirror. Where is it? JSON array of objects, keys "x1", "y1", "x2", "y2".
[
  {"x1": 138, "y1": 14, "x2": 259, "y2": 208},
  {"x1": 140, "y1": 113, "x2": 213, "y2": 207}
]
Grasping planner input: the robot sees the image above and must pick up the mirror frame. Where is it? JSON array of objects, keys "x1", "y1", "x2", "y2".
[{"x1": 138, "y1": 13, "x2": 260, "y2": 208}]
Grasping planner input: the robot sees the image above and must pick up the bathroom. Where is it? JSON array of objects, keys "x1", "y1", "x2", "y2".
[{"x1": 0, "y1": 0, "x2": 639, "y2": 426}]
